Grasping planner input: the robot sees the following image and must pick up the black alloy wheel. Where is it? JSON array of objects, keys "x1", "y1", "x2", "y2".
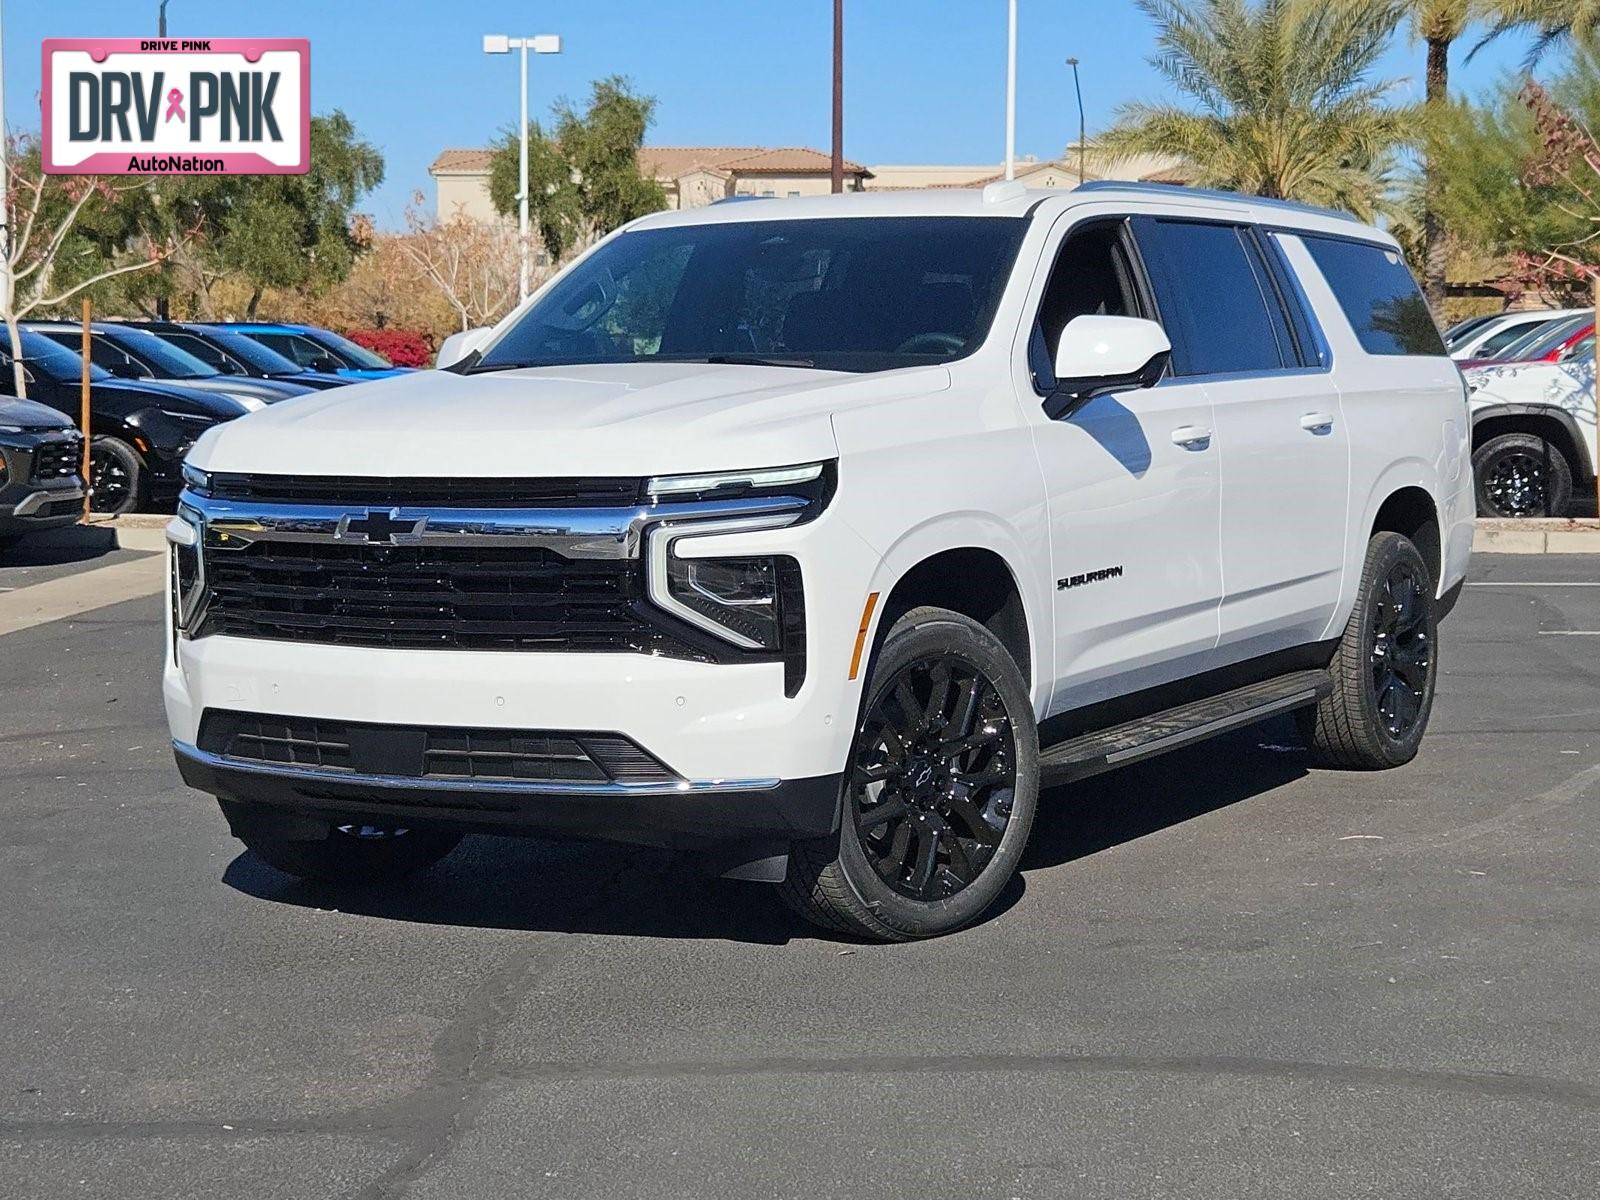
[
  {"x1": 852, "y1": 654, "x2": 1017, "y2": 901},
  {"x1": 89, "y1": 437, "x2": 143, "y2": 515},
  {"x1": 1369, "y1": 559, "x2": 1432, "y2": 740},
  {"x1": 1480, "y1": 447, "x2": 1548, "y2": 516}
]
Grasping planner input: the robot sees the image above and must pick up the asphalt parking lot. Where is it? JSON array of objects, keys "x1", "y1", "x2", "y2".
[{"x1": 1, "y1": 538, "x2": 1597, "y2": 1199}]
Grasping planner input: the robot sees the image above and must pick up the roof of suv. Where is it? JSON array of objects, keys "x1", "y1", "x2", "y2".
[{"x1": 628, "y1": 181, "x2": 1380, "y2": 242}]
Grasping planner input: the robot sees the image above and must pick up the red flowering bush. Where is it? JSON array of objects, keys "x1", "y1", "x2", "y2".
[{"x1": 345, "y1": 327, "x2": 434, "y2": 368}]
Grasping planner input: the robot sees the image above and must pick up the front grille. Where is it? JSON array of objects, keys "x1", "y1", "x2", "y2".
[
  {"x1": 30, "y1": 438, "x2": 81, "y2": 483},
  {"x1": 197, "y1": 541, "x2": 705, "y2": 656},
  {"x1": 204, "y1": 473, "x2": 644, "y2": 508},
  {"x1": 198, "y1": 710, "x2": 678, "y2": 785}
]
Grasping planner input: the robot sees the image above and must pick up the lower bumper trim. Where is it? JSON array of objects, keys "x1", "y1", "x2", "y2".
[{"x1": 174, "y1": 742, "x2": 841, "y2": 849}]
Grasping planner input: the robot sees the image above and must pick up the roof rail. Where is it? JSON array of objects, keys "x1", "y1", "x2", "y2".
[
  {"x1": 1071, "y1": 179, "x2": 1359, "y2": 223},
  {"x1": 711, "y1": 194, "x2": 771, "y2": 205}
]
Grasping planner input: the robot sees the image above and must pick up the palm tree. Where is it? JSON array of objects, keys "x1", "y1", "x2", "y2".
[
  {"x1": 1101, "y1": 0, "x2": 1411, "y2": 223},
  {"x1": 1412, "y1": 0, "x2": 1475, "y2": 309},
  {"x1": 1476, "y1": 0, "x2": 1600, "y2": 65}
]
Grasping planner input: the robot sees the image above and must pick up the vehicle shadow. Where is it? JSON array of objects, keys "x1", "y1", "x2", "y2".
[
  {"x1": 1, "y1": 523, "x2": 116, "y2": 565},
  {"x1": 221, "y1": 717, "x2": 1310, "y2": 946}
]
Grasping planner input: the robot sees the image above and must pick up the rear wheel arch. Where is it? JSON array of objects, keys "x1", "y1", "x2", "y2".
[
  {"x1": 1370, "y1": 487, "x2": 1440, "y2": 591},
  {"x1": 1471, "y1": 408, "x2": 1590, "y2": 482}
]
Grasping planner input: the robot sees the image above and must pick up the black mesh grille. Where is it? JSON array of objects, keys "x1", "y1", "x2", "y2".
[
  {"x1": 204, "y1": 474, "x2": 643, "y2": 508},
  {"x1": 197, "y1": 541, "x2": 708, "y2": 656},
  {"x1": 198, "y1": 710, "x2": 678, "y2": 785},
  {"x1": 30, "y1": 438, "x2": 81, "y2": 483}
]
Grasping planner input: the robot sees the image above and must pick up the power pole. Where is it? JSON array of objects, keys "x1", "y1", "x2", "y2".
[{"x1": 831, "y1": 0, "x2": 844, "y2": 194}]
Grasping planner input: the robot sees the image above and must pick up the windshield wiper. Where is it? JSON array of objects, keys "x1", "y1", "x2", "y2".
[{"x1": 688, "y1": 354, "x2": 816, "y2": 369}]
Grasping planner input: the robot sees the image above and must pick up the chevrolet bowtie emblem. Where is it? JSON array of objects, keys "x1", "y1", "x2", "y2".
[{"x1": 338, "y1": 509, "x2": 426, "y2": 544}]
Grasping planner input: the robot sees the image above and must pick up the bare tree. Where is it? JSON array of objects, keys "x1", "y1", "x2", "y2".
[
  {"x1": 1, "y1": 140, "x2": 187, "y2": 396},
  {"x1": 399, "y1": 193, "x2": 527, "y2": 333}
]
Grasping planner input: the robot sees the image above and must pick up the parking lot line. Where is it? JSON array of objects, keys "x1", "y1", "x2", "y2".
[
  {"x1": 1538, "y1": 630, "x2": 1600, "y2": 636},
  {"x1": 1466, "y1": 582, "x2": 1600, "y2": 587},
  {"x1": 0, "y1": 553, "x2": 164, "y2": 637}
]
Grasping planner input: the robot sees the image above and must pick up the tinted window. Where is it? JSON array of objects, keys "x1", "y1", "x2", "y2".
[
  {"x1": 478, "y1": 217, "x2": 1029, "y2": 374},
  {"x1": 1476, "y1": 319, "x2": 1552, "y2": 358},
  {"x1": 161, "y1": 332, "x2": 230, "y2": 368},
  {"x1": 1301, "y1": 236, "x2": 1446, "y2": 357},
  {"x1": 1134, "y1": 219, "x2": 1288, "y2": 375}
]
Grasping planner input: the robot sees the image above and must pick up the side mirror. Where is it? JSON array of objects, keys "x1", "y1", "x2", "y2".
[
  {"x1": 110, "y1": 359, "x2": 152, "y2": 380},
  {"x1": 311, "y1": 354, "x2": 344, "y2": 373},
  {"x1": 1046, "y1": 315, "x2": 1172, "y2": 419},
  {"x1": 436, "y1": 326, "x2": 493, "y2": 370}
]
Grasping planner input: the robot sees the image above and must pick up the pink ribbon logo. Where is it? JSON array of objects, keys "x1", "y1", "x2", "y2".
[{"x1": 164, "y1": 88, "x2": 185, "y2": 123}]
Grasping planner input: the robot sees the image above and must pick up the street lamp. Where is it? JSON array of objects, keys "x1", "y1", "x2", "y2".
[
  {"x1": 1065, "y1": 57, "x2": 1085, "y2": 184},
  {"x1": 1004, "y1": 0, "x2": 1017, "y2": 181},
  {"x1": 483, "y1": 33, "x2": 561, "y2": 302}
]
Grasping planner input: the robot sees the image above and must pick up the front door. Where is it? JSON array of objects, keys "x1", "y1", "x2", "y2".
[{"x1": 1025, "y1": 216, "x2": 1224, "y2": 715}]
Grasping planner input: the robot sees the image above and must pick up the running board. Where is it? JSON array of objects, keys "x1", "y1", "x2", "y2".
[{"x1": 1039, "y1": 669, "x2": 1331, "y2": 785}]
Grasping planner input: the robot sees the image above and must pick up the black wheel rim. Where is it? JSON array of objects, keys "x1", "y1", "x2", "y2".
[
  {"x1": 90, "y1": 448, "x2": 131, "y2": 514},
  {"x1": 851, "y1": 654, "x2": 1017, "y2": 901},
  {"x1": 1482, "y1": 450, "x2": 1547, "y2": 516},
  {"x1": 1370, "y1": 562, "x2": 1431, "y2": 739}
]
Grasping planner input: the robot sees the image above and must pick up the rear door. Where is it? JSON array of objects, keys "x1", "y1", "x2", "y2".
[{"x1": 1130, "y1": 217, "x2": 1349, "y2": 660}]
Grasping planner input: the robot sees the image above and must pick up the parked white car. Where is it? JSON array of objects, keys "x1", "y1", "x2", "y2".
[
  {"x1": 1466, "y1": 350, "x2": 1597, "y2": 517},
  {"x1": 166, "y1": 183, "x2": 1473, "y2": 939},
  {"x1": 1451, "y1": 308, "x2": 1585, "y2": 362}
]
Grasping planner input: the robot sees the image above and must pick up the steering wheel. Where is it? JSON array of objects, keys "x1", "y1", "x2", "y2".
[{"x1": 895, "y1": 332, "x2": 966, "y2": 355}]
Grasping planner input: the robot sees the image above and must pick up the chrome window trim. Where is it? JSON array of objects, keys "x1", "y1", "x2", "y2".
[{"x1": 174, "y1": 741, "x2": 780, "y2": 796}]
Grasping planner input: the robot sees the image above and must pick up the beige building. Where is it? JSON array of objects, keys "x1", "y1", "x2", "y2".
[
  {"x1": 430, "y1": 145, "x2": 871, "y2": 222},
  {"x1": 866, "y1": 147, "x2": 1193, "y2": 191}
]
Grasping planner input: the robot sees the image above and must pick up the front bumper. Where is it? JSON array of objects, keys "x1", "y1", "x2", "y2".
[
  {"x1": 0, "y1": 484, "x2": 85, "y2": 533},
  {"x1": 174, "y1": 740, "x2": 840, "y2": 850}
]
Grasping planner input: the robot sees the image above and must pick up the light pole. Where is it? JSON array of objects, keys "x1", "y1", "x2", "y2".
[
  {"x1": 1065, "y1": 57, "x2": 1085, "y2": 184},
  {"x1": 830, "y1": 0, "x2": 843, "y2": 194},
  {"x1": 483, "y1": 33, "x2": 561, "y2": 302},
  {"x1": 159, "y1": 1, "x2": 170, "y2": 36},
  {"x1": 1004, "y1": 0, "x2": 1017, "y2": 180}
]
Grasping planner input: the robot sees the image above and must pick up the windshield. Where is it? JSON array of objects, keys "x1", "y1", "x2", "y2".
[
  {"x1": 15, "y1": 331, "x2": 110, "y2": 382},
  {"x1": 111, "y1": 327, "x2": 220, "y2": 378},
  {"x1": 308, "y1": 329, "x2": 392, "y2": 369},
  {"x1": 476, "y1": 216, "x2": 1030, "y2": 374}
]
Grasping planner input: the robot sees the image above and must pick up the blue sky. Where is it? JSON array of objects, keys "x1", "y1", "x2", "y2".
[{"x1": 12, "y1": 1, "x2": 1538, "y2": 229}]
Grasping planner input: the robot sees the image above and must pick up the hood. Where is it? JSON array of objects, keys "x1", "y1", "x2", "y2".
[
  {"x1": 154, "y1": 376, "x2": 311, "y2": 403},
  {"x1": 96, "y1": 378, "x2": 251, "y2": 421},
  {"x1": 336, "y1": 367, "x2": 414, "y2": 380},
  {"x1": 190, "y1": 361, "x2": 951, "y2": 477},
  {"x1": 269, "y1": 370, "x2": 350, "y2": 390},
  {"x1": 0, "y1": 396, "x2": 75, "y2": 432}
]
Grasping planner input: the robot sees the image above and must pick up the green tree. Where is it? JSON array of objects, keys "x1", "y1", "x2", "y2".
[
  {"x1": 111, "y1": 111, "x2": 384, "y2": 318},
  {"x1": 488, "y1": 76, "x2": 666, "y2": 260},
  {"x1": 1101, "y1": 0, "x2": 1411, "y2": 222},
  {"x1": 1430, "y1": 57, "x2": 1600, "y2": 294}
]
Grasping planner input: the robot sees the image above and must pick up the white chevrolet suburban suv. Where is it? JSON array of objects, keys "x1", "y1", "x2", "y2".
[{"x1": 166, "y1": 182, "x2": 1473, "y2": 940}]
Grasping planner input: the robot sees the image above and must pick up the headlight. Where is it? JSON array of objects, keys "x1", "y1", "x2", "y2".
[
  {"x1": 181, "y1": 462, "x2": 212, "y2": 494},
  {"x1": 167, "y1": 507, "x2": 205, "y2": 633},
  {"x1": 646, "y1": 511, "x2": 808, "y2": 695}
]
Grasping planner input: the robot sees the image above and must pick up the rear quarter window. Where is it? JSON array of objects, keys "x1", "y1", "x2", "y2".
[{"x1": 1300, "y1": 236, "x2": 1446, "y2": 357}]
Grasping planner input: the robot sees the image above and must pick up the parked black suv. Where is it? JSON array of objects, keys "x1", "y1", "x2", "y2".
[
  {"x1": 123, "y1": 322, "x2": 351, "y2": 391},
  {"x1": 0, "y1": 331, "x2": 245, "y2": 514},
  {"x1": 28, "y1": 322, "x2": 314, "y2": 407},
  {"x1": 0, "y1": 395, "x2": 84, "y2": 547}
]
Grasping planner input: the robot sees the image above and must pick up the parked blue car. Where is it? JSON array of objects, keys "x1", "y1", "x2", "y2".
[{"x1": 208, "y1": 323, "x2": 414, "y2": 380}]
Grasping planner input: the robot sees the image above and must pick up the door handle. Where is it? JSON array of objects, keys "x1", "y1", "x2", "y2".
[
  {"x1": 1300, "y1": 412, "x2": 1335, "y2": 434},
  {"x1": 1170, "y1": 425, "x2": 1212, "y2": 449}
]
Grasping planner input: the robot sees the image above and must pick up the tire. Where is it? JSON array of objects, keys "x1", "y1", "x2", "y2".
[
  {"x1": 89, "y1": 436, "x2": 147, "y2": 516},
  {"x1": 1473, "y1": 432, "x2": 1573, "y2": 518},
  {"x1": 1298, "y1": 532, "x2": 1437, "y2": 769},
  {"x1": 221, "y1": 800, "x2": 462, "y2": 885},
  {"x1": 780, "y1": 606, "x2": 1039, "y2": 941}
]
